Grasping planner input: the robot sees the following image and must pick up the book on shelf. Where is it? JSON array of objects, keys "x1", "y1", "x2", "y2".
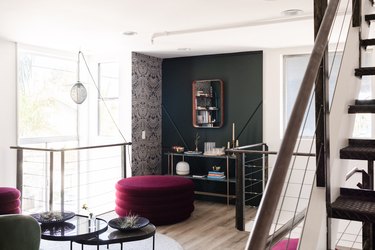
[
  {"x1": 207, "y1": 175, "x2": 226, "y2": 180},
  {"x1": 208, "y1": 171, "x2": 224, "y2": 175}
]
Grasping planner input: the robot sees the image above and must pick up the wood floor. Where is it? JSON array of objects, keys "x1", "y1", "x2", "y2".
[{"x1": 157, "y1": 200, "x2": 257, "y2": 250}]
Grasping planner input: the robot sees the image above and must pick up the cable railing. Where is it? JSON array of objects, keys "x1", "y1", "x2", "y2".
[
  {"x1": 10, "y1": 142, "x2": 131, "y2": 216},
  {"x1": 241, "y1": 0, "x2": 347, "y2": 248},
  {"x1": 228, "y1": 145, "x2": 315, "y2": 236}
]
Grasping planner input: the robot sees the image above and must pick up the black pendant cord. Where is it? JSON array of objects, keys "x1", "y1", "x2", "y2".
[
  {"x1": 162, "y1": 104, "x2": 189, "y2": 149},
  {"x1": 236, "y1": 100, "x2": 262, "y2": 140}
]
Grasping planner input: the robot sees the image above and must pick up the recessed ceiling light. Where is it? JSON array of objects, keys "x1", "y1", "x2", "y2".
[
  {"x1": 122, "y1": 31, "x2": 138, "y2": 36},
  {"x1": 177, "y1": 48, "x2": 191, "y2": 51},
  {"x1": 282, "y1": 9, "x2": 303, "y2": 16}
]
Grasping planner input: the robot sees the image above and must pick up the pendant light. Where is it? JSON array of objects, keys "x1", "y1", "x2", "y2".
[{"x1": 70, "y1": 51, "x2": 87, "y2": 104}]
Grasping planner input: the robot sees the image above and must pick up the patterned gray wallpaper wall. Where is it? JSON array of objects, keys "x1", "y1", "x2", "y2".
[{"x1": 131, "y1": 52, "x2": 162, "y2": 176}]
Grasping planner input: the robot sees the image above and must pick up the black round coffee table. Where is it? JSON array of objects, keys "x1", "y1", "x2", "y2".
[
  {"x1": 73, "y1": 223, "x2": 156, "y2": 250},
  {"x1": 40, "y1": 214, "x2": 108, "y2": 250}
]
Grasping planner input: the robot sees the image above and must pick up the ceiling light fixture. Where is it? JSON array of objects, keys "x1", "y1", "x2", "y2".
[
  {"x1": 70, "y1": 51, "x2": 87, "y2": 104},
  {"x1": 282, "y1": 9, "x2": 303, "y2": 16},
  {"x1": 122, "y1": 31, "x2": 138, "y2": 36},
  {"x1": 177, "y1": 48, "x2": 191, "y2": 51}
]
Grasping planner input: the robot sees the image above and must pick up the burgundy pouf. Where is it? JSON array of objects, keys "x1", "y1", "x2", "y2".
[
  {"x1": 115, "y1": 175, "x2": 194, "y2": 225},
  {"x1": 0, "y1": 187, "x2": 21, "y2": 215},
  {"x1": 272, "y1": 238, "x2": 299, "y2": 250}
]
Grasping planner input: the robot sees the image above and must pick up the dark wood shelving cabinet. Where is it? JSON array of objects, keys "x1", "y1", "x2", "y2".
[{"x1": 192, "y1": 79, "x2": 224, "y2": 128}]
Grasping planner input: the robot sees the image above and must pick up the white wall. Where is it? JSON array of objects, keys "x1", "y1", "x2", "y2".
[{"x1": 0, "y1": 38, "x2": 17, "y2": 187}]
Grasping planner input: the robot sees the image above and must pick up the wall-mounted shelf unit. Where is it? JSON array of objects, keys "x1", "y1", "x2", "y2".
[{"x1": 192, "y1": 79, "x2": 223, "y2": 128}]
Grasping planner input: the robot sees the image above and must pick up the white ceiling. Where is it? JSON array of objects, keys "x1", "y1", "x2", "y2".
[{"x1": 0, "y1": 0, "x2": 350, "y2": 58}]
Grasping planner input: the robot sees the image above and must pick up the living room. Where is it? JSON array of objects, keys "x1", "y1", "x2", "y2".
[{"x1": 1, "y1": 0, "x2": 371, "y2": 249}]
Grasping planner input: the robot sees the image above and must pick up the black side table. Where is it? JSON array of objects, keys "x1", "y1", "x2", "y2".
[
  {"x1": 74, "y1": 223, "x2": 156, "y2": 250},
  {"x1": 40, "y1": 215, "x2": 108, "y2": 250}
]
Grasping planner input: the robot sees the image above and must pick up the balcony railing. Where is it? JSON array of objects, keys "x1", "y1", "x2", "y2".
[{"x1": 11, "y1": 142, "x2": 131, "y2": 215}]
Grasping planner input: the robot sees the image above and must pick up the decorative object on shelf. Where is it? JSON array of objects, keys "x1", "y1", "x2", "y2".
[
  {"x1": 192, "y1": 79, "x2": 224, "y2": 128},
  {"x1": 176, "y1": 161, "x2": 190, "y2": 175},
  {"x1": 192, "y1": 175, "x2": 206, "y2": 178},
  {"x1": 171, "y1": 146, "x2": 184, "y2": 153},
  {"x1": 204, "y1": 142, "x2": 215, "y2": 154},
  {"x1": 184, "y1": 151, "x2": 202, "y2": 155},
  {"x1": 204, "y1": 146, "x2": 225, "y2": 156},
  {"x1": 108, "y1": 215, "x2": 149, "y2": 232},
  {"x1": 212, "y1": 166, "x2": 221, "y2": 171},
  {"x1": 194, "y1": 132, "x2": 200, "y2": 152},
  {"x1": 31, "y1": 211, "x2": 75, "y2": 224}
]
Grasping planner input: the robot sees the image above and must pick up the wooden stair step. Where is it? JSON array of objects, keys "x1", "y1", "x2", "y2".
[
  {"x1": 330, "y1": 188, "x2": 375, "y2": 223},
  {"x1": 361, "y1": 39, "x2": 375, "y2": 48},
  {"x1": 340, "y1": 139, "x2": 375, "y2": 160},
  {"x1": 355, "y1": 67, "x2": 375, "y2": 77}
]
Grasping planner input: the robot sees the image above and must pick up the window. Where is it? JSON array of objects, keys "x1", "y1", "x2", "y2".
[
  {"x1": 283, "y1": 52, "x2": 343, "y2": 137},
  {"x1": 18, "y1": 49, "x2": 77, "y2": 142},
  {"x1": 17, "y1": 48, "x2": 124, "y2": 215},
  {"x1": 98, "y1": 62, "x2": 119, "y2": 136}
]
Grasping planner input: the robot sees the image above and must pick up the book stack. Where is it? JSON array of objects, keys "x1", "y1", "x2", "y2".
[{"x1": 207, "y1": 171, "x2": 225, "y2": 180}]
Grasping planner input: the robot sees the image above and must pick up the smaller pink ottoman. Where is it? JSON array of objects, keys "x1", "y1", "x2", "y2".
[
  {"x1": 115, "y1": 175, "x2": 194, "y2": 225},
  {"x1": 0, "y1": 187, "x2": 21, "y2": 215},
  {"x1": 272, "y1": 238, "x2": 299, "y2": 250}
]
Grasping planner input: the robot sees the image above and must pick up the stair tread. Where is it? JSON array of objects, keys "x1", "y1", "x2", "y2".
[
  {"x1": 361, "y1": 39, "x2": 375, "y2": 47},
  {"x1": 348, "y1": 138, "x2": 375, "y2": 147},
  {"x1": 366, "y1": 14, "x2": 375, "y2": 22},
  {"x1": 331, "y1": 188, "x2": 375, "y2": 223},
  {"x1": 355, "y1": 99, "x2": 375, "y2": 105},
  {"x1": 331, "y1": 196, "x2": 375, "y2": 223},
  {"x1": 340, "y1": 145, "x2": 375, "y2": 160},
  {"x1": 349, "y1": 104, "x2": 375, "y2": 113},
  {"x1": 355, "y1": 67, "x2": 375, "y2": 77}
]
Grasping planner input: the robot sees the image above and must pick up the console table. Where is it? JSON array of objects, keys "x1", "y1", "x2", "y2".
[{"x1": 166, "y1": 152, "x2": 236, "y2": 205}]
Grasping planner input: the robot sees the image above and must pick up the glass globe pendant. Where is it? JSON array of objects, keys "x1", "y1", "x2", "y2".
[{"x1": 70, "y1": 81, "x2": 87, "y2": 104}]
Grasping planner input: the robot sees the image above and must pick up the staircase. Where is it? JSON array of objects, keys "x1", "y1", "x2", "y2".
[{"x1": 329, "y1": 2, "x2": 375, "y2": 249}]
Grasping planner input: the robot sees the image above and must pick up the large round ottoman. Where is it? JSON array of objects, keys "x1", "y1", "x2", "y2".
[
  {"x1": 0, "y1": 187, "x2": 21, "y2": 215},
  {"x1": 115, "y1": 175, "x2": 194, "y2": 225}
]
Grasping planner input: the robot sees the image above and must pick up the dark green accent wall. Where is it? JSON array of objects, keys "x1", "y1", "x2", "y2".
[
  {"x1": 162, "y1": 51, "x2": 263, "y2": 153},
  {"x1": 162, "y1": 51, "x2": 263, "y2": 204}
]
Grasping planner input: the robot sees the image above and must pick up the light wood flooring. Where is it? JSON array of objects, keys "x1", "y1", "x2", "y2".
[{"x1": 157, "y1": 200, "x2": 257, "y2": 250}]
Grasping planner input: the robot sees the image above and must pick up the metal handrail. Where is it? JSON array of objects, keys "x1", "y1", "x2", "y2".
[
  {"x1": 245, "y1": 0, "x2": 340, "y2": 248},
  {"x1": 10, "y1": 142, "x2": 131, "y2": 152},
  {"x1": 227, "y1": 148, "x2": 315, "y2": 157}
]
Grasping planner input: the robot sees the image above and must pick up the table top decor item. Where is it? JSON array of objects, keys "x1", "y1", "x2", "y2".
[
  {"x1": 108, "y1": 215, "x2": 149, "y2": 232},
  {"x1": 31, "y1": 211, "x2": 75, "y2": 224}
]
